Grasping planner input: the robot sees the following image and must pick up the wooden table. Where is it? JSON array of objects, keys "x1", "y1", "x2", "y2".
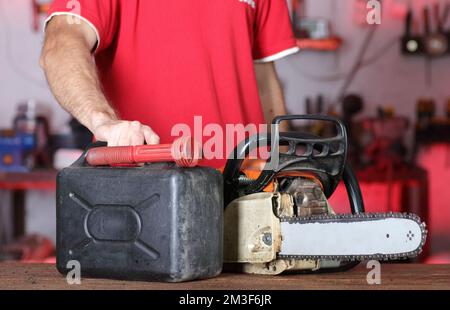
[{"x1": 0, "y1": 263, "x2": 448, "y2": 290}]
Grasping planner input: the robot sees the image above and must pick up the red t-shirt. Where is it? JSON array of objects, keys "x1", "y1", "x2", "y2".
[{"x1": 46, "y1": 0, "x2": 298, "y2": 167}]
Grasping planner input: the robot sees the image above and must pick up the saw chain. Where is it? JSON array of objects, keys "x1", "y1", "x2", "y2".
[{"x1": 278, "y1": 212, "x2": 428, "y2": 262}]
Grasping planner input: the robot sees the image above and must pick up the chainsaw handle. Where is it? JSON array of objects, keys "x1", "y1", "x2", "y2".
[
  {"x1": 343, "y1": 164, "x2": 365, "y2": 214},
  {"x1": 223, "y1": 114, "x2": 365, "y2": 214},
  {"x1": 224, "y1": 115, "x2": 348, "y2": 204}
]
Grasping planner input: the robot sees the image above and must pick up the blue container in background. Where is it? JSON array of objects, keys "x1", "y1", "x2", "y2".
[{"x1": 0, "y1": 131, "x2": 35, "y2": 172}]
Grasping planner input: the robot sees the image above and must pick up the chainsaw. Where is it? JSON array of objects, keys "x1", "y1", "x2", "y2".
[{"x1": 222, "y1": 115, "x2": 427, "y2": 275}]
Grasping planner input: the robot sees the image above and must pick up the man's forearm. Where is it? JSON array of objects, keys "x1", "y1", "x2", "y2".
[
  {"x1": 41, "y1": 19, "x2": 117, "y2": 133},
  {"x1": 41, "y1": 17, "x2": 159, "y2": 147},
  {"x1": 259, "y1": 81, "x2": 287, "y2": 124},
  {"x1": 255, "y1": 62, "x2": 289, "y2": 131}
]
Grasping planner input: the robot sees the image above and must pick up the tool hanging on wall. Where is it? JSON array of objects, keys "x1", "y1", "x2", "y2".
[
  {"x1": 424, "y1": 3, "x2": 448, "y2": 57},
  {"x1": 402, "y1": 3, "x2": 450, "y2": 58},
  {"x1": 402, "y1": 8, "x2": 422, "y2": 54},
  {"x1": 402, "y1": 3, "x2": 450, "y2": 86}
]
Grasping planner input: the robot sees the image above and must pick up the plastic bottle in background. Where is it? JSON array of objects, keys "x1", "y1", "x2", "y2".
[{"x1": 13, "y1": 99, "x2": 51, "y2": 168}]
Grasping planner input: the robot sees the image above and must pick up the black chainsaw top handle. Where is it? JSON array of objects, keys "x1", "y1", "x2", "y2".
[{"x1": 223, "y1": 115, "x2": 365, "y2": 214}]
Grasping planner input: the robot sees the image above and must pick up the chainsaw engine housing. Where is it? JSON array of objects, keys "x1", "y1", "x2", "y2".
[{"x1": 224, "y1": 178, "x2": 343, "y2": 274}]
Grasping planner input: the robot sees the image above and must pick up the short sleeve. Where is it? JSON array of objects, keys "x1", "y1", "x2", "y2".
[
  {"x1": 45, "y1": 0, "x2": 120, "y2": 53},
  {"x1": 253, "y1": 0, "x2": 299, "y2": 63}
]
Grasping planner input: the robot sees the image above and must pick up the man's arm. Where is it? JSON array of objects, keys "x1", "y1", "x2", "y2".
[
  {"x1": 40, "y1": 16, "x2": 159, "y2": 146},
  {"x1": 255, "y1": 62, "x2": 289, "y2": 131}
]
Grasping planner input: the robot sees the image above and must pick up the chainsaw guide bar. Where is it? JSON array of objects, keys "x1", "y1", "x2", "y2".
[{"x1": 278, "y1": 212, "x2": 428, "y2": 262}]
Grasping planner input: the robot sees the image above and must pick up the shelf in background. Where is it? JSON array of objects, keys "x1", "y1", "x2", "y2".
[
  {"x1": 0, "y1": 169, "x2": 57, "y2": 191},
  {"x1": 296, "y1": 37, "x2": 343, "y2": 51}
]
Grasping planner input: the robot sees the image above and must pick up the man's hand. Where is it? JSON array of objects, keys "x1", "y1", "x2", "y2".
[{"x1": 93, "y1": 118, "x2": 160, "y2": 147}]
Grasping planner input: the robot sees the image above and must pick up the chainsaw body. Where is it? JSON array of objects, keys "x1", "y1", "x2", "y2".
[
  {"x1": 223, "y1": 115, "x2": 426, "y2": 274},
  {"x1": 224, "y1": 187, "x2": 344, "y2": 275}
]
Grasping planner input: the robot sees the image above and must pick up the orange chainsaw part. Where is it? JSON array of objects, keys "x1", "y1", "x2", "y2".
[{"x1": 220, "y1": 158, "x2": 324, "y2": 193}]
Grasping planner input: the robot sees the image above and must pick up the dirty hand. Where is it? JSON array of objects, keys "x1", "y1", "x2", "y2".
[{"x1": 93, "y1": 119, "x2": 160, "y2": 147}]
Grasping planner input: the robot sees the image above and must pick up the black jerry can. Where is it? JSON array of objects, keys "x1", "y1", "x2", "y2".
[{"x1": 56, "y1": 148, "x2": 223, "y2": 282}]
